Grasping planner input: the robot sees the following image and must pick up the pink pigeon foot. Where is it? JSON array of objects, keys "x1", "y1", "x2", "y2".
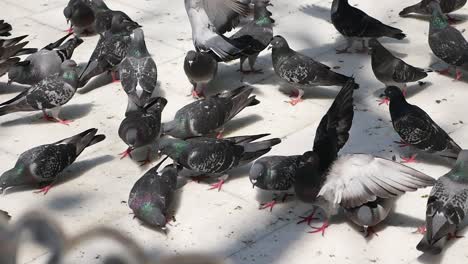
[
  {"x1": 401, "y1": 154, "x2": 417, "y2": 163},
  {"x1": 413, "y1": 226, "x2": 427, "y2": 234},
  {"x1": 56, "y1": 118, "x2": 73, "y2": 125},
  {"x1": 34, "y1": 184, "x2": 53, "y2": 195},
  {"x1": 455, "y1": 69, "x2": 463, "y2": 81},
  {"x1": 308, "y1": 221, "x2": 330, "y2": 236},
  {"x1": 297, "y1": 208, "x2": 319, "y2": 225},
  {"x1": 437, "y1": 68, "x2": 450, "y2": 76},
  {"x1": 64, "y1": 27, "x2": 74, "y2": 34},
  {"x1": 191, "y1": 90, "x2": 204, "y2": 99},
  {"x1": 119, "y1": 147, "x2": 133, "y2": 159},
  {"x1": 377, "y1": 97, "x2": 390, "y2": 106},
  {"x1": 208, "y1": 179, "x2": 225, "y2": 192},
  {"x1": 259, "y1": 200, "x2": 277, "y2": 212},
  {"x1": 111, "y1": 71, "x2": 120, "y2": 83},
  {"x1": 286, "y1": 88, "x2": 304, "y2": 106}
]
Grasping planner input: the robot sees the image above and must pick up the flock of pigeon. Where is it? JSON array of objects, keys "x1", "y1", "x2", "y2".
[{"x1": 0, "y1": 0, "x2": 468, "y2": 259}]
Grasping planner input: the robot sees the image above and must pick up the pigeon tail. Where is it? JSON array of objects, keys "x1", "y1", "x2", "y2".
[
  {"x1": 57, "y1": 37, "x2": 84, "y2": 61},
  {"x1": 226, "y1": 86, "x2": 259, "y2": 120},
  {"x1": 43, "y1": 33, "x2": 73, "y2": 50},
  {"x1": 62, "y1": 128, "x2": 106, "y2": 156},
  {"x1": 0, "y1": 104, "x2": 17, "y2": 116},
  {"x1": 439, "y1": 140, "x2": 462, "y2": 159},
  {"x1": 241, "y1": 138, "x2": 282, "y2": 163}
]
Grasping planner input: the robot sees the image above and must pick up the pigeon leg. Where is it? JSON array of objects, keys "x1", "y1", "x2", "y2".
[
  {"x1": 111, "y1": 71, "x2": 120, "y2": 83},
  {"x1": 282, "y1": 193, "x2": 293, "y2": 202},
  {"x1": 402, "y1": 85, "x2": 408, "y2": 97},
  {"x1": 259, "y1": 199, "x2": 277, "y2": 212},
  {"x1": 192, "y1": 83, "x2": 205, "y2": 99},
  {"x1": 41, "y1": 110, "x2": 55, "y2": 121},
  {"x1": 50, "y1": 107, "x2": 72, "y2": 125},
  {"x1": 34, "y1": 182, "x2": 55, "y2": 195},
  {"x1": 448, "y1": 231, "x2": 464, "y2": 240},
  {"x1": 413, "y1": 226, "x2": 426, "y2": 234},
  {"x1": 216, "y1": 128, "x2": 225, "y2": 139},
  {"x1": 190, "y1": 174, "x2": 210, "y2": 183},
  {"x1": 119, "y1": 147, "x2": 134, "y2": 159},
  {"x1": 297, "y1": 207, "x2": 319, "y2": 225},
  {"x1": 286, "y1": 88, "x2": 304, "y2": 106},
  {"x1": 362, "y1": 226, "x2": 379, "y2": 238},
  {"x1": 356, "y1": 39, "x2": 369, "y2": 54},
  {"x1": 455, "y1": 68, "x2": 463, "y2": 81},
  {"x1": 138, "y1": 149, "x2": 152, "y2": 166},
  {"x1": 308, "y1": 221, "x2": 330, "y2": 236},
  {"x1": 64, "y1": 27, "x2": 74, "y2": 34},
  {"x1": 401, "y1": 154, "x2": 417, "y2": 163},
  {"x1": 208, "y1": 174, "x2": 228, "y2": 192},
  {"x1": 393, "y1": 140, "x2": 410, "y2": 148},
  {"x1": 237, "y1": 56, "x2": 247, "y2": 73},
  {"x1": 377, "y1": 97, "x2": 390, "y2": 106},
  {"x1": 336, "y1": 38, "x2": 353, "y2": 54},
  {"x1": 245, "y1": 54, "x2": 263, "y2": 74}
]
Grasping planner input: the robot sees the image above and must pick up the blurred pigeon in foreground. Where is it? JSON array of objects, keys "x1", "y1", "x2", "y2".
[
  {"x1": 331, "y1": 0, "x2": 406, "y2": 53},
  {"x1": 369, "y1": 38, "x2": 431, "y2": 103},
  {"x1": 385, "y1": 86, "x2": 462, "y2": 163},
  {"x1": 0, "y1": 128, "x2": 105, "y2": 195},
  {"x1": 185, "y1": 0, "x2": 250, "y2": 60},
  {"x1": 79, "y1": 13, "x2": 140, "y2": 87},
  {"x1": 0, "y1": 20, "x2": 12, "y2": 36},
  {"x1": 8, "y1": 33, "x2": 83, "y2": 85},
  {"x1": 163, "y1": 86, "x2": 259, "y2": 139},
  {"x1": 318, "y1": 154, "x2": 435, "y2": 237},
  {"x1": 0, "y1": 60, "x2": 78, "y2": 125},
  {"x1": 270, "y1": 35, "x2": 354, "y2": 105},
  {"x1": 400, "y1": 0, "x2": 467, "y2": 23},
  {"x1": 129, "y1": 156, "x2": 182, "y2": 230},
  {"x1": 159, "y1": 134, "x2": 281, "y2": 191},
  {"x1": 428, "y1": 1, "x2": 468, "y2": 80},
  {"x1": 229, "y1": 0, "x2": 274, "y2": 74},
  {"x1": 118, "y1": 97, "x2": 167, "y2": 163},
  {"x1": 417, "y1": 150, "x2": 468, "y2": 254},
  {"x1": 0, "y1": 29, "x2": 37, "y2": 77},
  {"x1": 119, "y1": 28, "x2": 157, "y2": 111},
  {"x1": 184, "y1": 50, "x2": 218, "y2": 98}
]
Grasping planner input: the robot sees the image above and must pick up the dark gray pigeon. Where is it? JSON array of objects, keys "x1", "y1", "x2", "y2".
[
  {"x1": 8, "y1": 34, "x2": 83, "y2": 85},
  {"x1": 118, "y1": 97, "x2": 167, "y2": 161},
  {"x1": 385, "y1": 86, "x2": 462, "y2": 163},
  {"x1": 417, "y1": 150, "x2": 468, "y2": 254},
  {"x1": 400, "y1": 0, "x2": 467, "y2": 23},
  {"x1": 0, "y1": 128, "x2": 105, "y2": 195},
  {"x1": 119, "y1": 28, "x2": 157, "y2": 112},
  {"x1": 229, "y1": 0, "x2": 274, "y2": 74},
  {"x1": 163, "y1": 86, "x2": 259, "y2": 139},
  {"x1": 79, "y1": 13, "x2": 141, "y2": 87},
  {"x1": 318, "y1": 154, "x2": 435, "y2": 237},
  {"x1": 369, "y1": 38, "x2": 431, "y2": 99},
  {"x1": 0, "y1": 20, "x2": 12, "y2": 37},
  {"x1": 270, "y1": 35, "x2": 354, "y2": 105},
  {"x1": 185, "y1": 0, "x2": 250, "y2": 60},
  {"x1": 0, "y1": 34, "x2": 37, "y2": 77},
  {"x1": 0, "y1": 60, "x2": 79, "y2": 125},
  {"x1": 184, "y1": 50, "x2": 218, "y2": 98},
  {"x1": 331, "y1": 0, "x2": 406, "y2": 53},
  {"x1": 129, "y1": 156, "x2": 182, "y2": 230},
  {"x1": 159, "y1": 134, "x2": 281, "y2": 191},
  {"x1": 428, "y1": 1, "x2": 468, "y2": 80}
]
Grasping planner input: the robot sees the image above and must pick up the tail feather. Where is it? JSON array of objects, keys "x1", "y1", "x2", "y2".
[
  {"x1": 0, "y1": 104, "x2": 18, "y2": 116},
  {"x1": 225, "y1": 133, "x2": 270, "y2": 144},
  {"x1": 0, "y1": 35, "x2": 27, "y2": 47},
  {"x1": 241, "y1": 138, "x2": 282, "y2": 162},
  {"x1": 15, "y1": 48, "x2": 38, "y2": 56},
  {"x1": 59, "y1": 128, "x2": 106, "y2": 156},
  {"x1": 43, "y1": 33, "x2": 73, "y2": 51},
  {"x1": 58, "y1": 37, "x2": 84, "y2": 60},
  {"x1": 227, "y1": 86, "x2": 259, "y2": 120}
]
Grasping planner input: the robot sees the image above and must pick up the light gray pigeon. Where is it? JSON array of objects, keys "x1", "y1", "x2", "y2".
[
  {"x1": 331, "y1": 0, "x2": 406, "y2": 53},
  {"x1": 417, "y1": 150, "x2": 468, "y2": 254},
  {"x1": 129, "y1": 156, "x2": 182, "y2": 230},
  {"x1": 185, "y1": 0, "x2": 250, "y2": 60},
  {"x1": 159, "y1": 134, "x2": 281, "y2": 191},
  {"x1": 229, "y1": 0, "x2": 274, "y2": 74},
  {"x1": 270, "y1": 35, "x2": 354, "y2": 105},
  {"x1": 79, "y1": 13, "x2": 141, "y2": 87},
  {"x1": 428, "y1": 1, "x2": 468, "y2": 80},
  {"x1": 400, "y1": 0, "x2": 467, "y2": 23},
  {"x1": 0, "y1": 60, "x2": 78, "y2": 125},
  {"x1": 0, "y1": 128, "x2": 105, "y2": 195},
  {"x1": 317, "y1": 154, "x2": 435, "y2": 237},
  {"x1": 369, "y1": 39, "x2": 431, "y2": 98},
  {"x1": 0, "y1": 33, "x2": 37, "y2": 77},
  {"x1": 119, "y1": 28, "x2": 157, "y2": 112},
  {"x1": 184, "y1": 50, "x2": 218, "y2": 98},
  {"x1": 8, "y1": 34, "x2": 83, "y2": 85},
  {"x1": 163, "y1": 86, "x2": 259, "y2": 139},
  {"x1": 118, "y1": 97, "x2": 167, "y2": 162}
]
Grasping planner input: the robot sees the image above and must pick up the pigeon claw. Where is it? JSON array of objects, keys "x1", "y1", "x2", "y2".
[
  {"x1": 401, "y1": 154, "x2": 417, "y2": 163},
  {"x1": 297, "y1": 208, "x2": 319, "y2": 225},
  {"x1": 377, "y1": 97, "x2": 390, "y2": 106},
  {"x1": 259, "y1": 200, "x2": 277, "y2": 212},
  {"x1": 413, "y1": 226, "x2": 427, "y2": 234},
  {"x1": 191, "y1": 90, "x2": 204, "y2": 99},
  {"x1": 308, "y1": 221, "x2": 330, "y2": 237},
  {"x1": 64, "y1": 27, "x2": 74, "y2": 34},
  {"x1": 34, "y1": 185, "x2": 53, "y2": 195},
  {"x1": 208, "y1": 179, "x2": 225, "y2": 192},
  {"x1": 119, "y1": 148, "x2": 133, "y2": 159},
  {"x1": 57, "y1": 119, "x2": 73, "y2": 126},
  {"x1": 455, "y1": 70, "x2": 463, "y2": 81}
]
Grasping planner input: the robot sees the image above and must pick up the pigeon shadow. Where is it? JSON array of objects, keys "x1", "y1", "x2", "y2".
[
  {"x1": 298, "y1": 4, "x2": 332, "y2": 23},
  {"x1": 0, "y1": 103, "x2": 94, "y2": 127},
  {"x1": 223, "y1": 114, "x2": 264, "y2": 136},
  {"x1": 77, "y1": 72, "x2": 114, "y2": 94},
  {"x1": 0, "y1": 82, "x2": 29, "y2": 94},
  {"x1": 278, "y1": 85, "x2": 340, "y2": 100},
  {"x1": 46, "y1": 193, "x2": 92, "y2": 211}
]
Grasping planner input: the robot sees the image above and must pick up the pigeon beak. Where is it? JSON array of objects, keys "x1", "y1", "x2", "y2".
[
  {"x1": 7, "y1": 79, "x2": 12, "y2": 85},
  {"x1": 188, "y1": 61, "x2": 194, "y2": 66},
  {"x1": 267, "y1": 3, "x2": 274, "y2": 6},
  {"x1": 268, "y1": 46, "x2": 272, "y2": 50},
  {"x1": 66, "y1": 19, "x2": 70, "y2": 24}
]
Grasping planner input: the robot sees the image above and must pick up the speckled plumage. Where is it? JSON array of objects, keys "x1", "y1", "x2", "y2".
[
  {"x1": 249, "y1": 155, "x2": 301, "y2": 191},
  {"x1": 183, "y1": 50, "x2": 218, "y2": 95},
  {"x1": 400, "y1": 0, "x2": 467, "y2": 16}
]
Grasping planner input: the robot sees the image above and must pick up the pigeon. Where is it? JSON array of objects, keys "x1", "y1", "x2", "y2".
[
  {"x1": 0, "y1": 128, "x2": 105, "y2": 195},
  {"x1": 385, "y1": 86, "x2": 462, "y2": 163},
  {"x1": 118, "y1": 97, "x2": 167, "y2": 162},
  {"x1": 129, "y1": 156, "x2": 182, "y2": 230},
  {"x1": 163, "y1": 86, "x2": 259, "y2": 139},
  {"x1": 400, "y1": 0, "x2": 467, "y2": 23},
  {"x1": 229, "y1": 0, "x2": 274, "y2": 74},
  {"x1": 417, "y1": 149, "x2": 468, "y2": 254},
  {"x1": 0, "y1": 60, "x2": 79, "y2": 125},
  {"x1": 185, "y1": 0, "x2": 250, "y2": 60},
  {"x1": 8, "y1": 33, "x2": 83, "y2": 85},
  {"x1": 369, "y1": 38, "x2": 431, "y2": 101},
  {"x1": 184, "y1": 50, "x2": 218, "y2": 98},
  {"x1": 331, "y1": 0, "x2": 406, "y2": 53},
  {"x1": 0, "y1": 20, "x2": 12, "y2": 37},
  {"x1": 427, "y1": 1, "x2": 468, "y2": 80},
  {"x1": 119, "y1": 28, "x2": 157, "y2": 111},
  {"x1": 270, "y1": 35, "x2": 354, "y2": 105},
  {"x1": 158, "y1": 134, "x2": 281, "y2": 191},
  {"x1": 290, "y1": 78, "x2": 356, "y2": 233},
  {"x1": 317, "y1": 154, "x2": 435, "y2": 237},
  {"x1": 0, "y1": 33, "x2": 37, "y2": 77},
  {"x1": 79, "y1": 13, "x2": 141, "y2": 87}
]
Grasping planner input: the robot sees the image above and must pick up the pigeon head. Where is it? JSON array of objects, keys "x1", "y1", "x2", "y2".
[
  {"x1": 65, "y1": 0, "x2": 95, "y2": 27},
  {"x1": 185, "y1": 50, "x2": 198, "y2": 65},
  {"x1": 63, "y1": 6, "x2": 72, "y2": 21},
  {"x1": 249, "y1": 162, "x2": 269, "y2": 189},
  {"x1": 111, "y1": 12, "x2": 141, "y2": 34},
  {"x1": 384, "y1": 86, "x2": 405, "y2": 101},
  {"x1": 128, "y1": 28, "x2": 149, "y2": 57},
  {"x1": 132, "y1": 201, "x2": 168, "y2": 229},
  {"x1": 270, "y1": 35, "x2": 289, "y2": 49},
  {"x1": 0, "y1": 166, "x2": 28, "y2": 194}
]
